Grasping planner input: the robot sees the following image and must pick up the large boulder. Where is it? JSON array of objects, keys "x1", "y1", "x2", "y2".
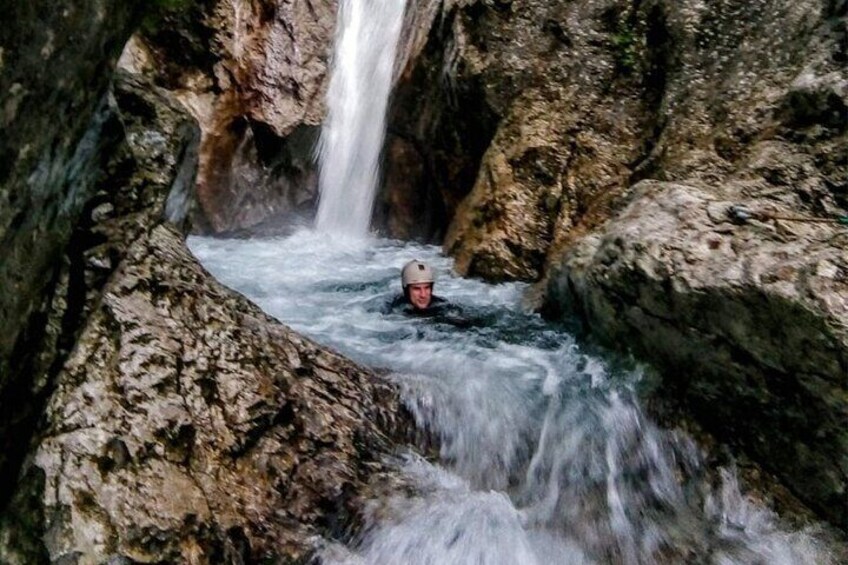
[
  {"x1": 384, "y1": 0, "x2": 662, "y2": 265},
  {"x1": 544, "y1": 179, "x2": 848, "y2": 528},
  {"x1": 0, "y1": 68, "x2": 410, "y2": 562},
  {"x1": 0, "y1": 224, "x2": 407, "y2": 563}
]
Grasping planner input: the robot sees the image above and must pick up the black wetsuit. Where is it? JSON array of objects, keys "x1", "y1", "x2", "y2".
[{"x1": 384, "y1": 294, "x2": 473, "y2": 327}]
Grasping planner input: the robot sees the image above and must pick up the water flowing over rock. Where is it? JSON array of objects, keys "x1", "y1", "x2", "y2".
[
  {"x1": 384, "y1": 0, "x2": 848, "y2": 530},
  {"x1": 315, "y1": 0, "x2": 408, "y2": 237},
  {"x1": 3, "y1": 0, "x2": 847, "y2": 558}
]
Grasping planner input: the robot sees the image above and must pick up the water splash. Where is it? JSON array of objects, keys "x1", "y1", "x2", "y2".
[
  {"x1": 188, "y1": 230, "x2": 841, "y2": 564},
  {"x1": 315, "y1": 0, "x2": 407, "y2": 237}
]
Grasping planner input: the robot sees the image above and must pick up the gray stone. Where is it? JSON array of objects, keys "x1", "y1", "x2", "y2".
[
  {"x1": 544, "y1": 179, "x2": 848, "y2": 528},
  {"x1": 1, "y1": 224, "x2": 408, "y2": 563},
  {"x1": 0, "y1": 0, "x2": 145, "y2": 468}
]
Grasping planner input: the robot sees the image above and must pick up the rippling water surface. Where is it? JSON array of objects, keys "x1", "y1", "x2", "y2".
[{"x1": 189, "y1": 229, "x2": 837, "y2": 565}]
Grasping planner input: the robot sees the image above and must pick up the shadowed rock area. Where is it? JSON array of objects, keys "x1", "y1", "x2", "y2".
[
  {"x1": 545, "y1": 180, "x2": 848, "y2": 527},
  {"x1": 0, "y1": 15, "x2": 412, "y2": 561},
  {"x1": 121, "y1": 0, "x2": 336, "y2": 233},
  {"x1": 387, "y1": 0, "x2": 846, "y2": 280},
  {"x1": 0, "y1": 65, "x2": 202, "y2": 512},
  {"x1": 0, "y1": 0, "x2": 145, "y2": 483}
]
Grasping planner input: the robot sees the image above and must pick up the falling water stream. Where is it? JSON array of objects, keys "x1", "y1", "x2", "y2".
[
  {"x1": 189, "y1": 1, "x2": 841, "y2": 562},
  {"x1": 314, "y1": 0, "x2": 407, "y2": 237}
]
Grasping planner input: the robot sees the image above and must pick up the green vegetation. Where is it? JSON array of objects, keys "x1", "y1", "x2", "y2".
[
  {"x1": 140, "y1": 0, "x2": 195, "y2": 34},
  {"x1": 611, "y1": 28, "x2": 640, "y2": 75}
]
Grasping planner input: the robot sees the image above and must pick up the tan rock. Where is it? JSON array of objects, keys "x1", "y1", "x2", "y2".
[
  {"x1": 11, "y1": 225, "x2": 408, "y2": 563},
  {"x1": 545, "y1": 179, "x2": 848, "y2": 528},
  {"x1": 120, "y1": 0, "x2": 337, "y2": 233}
]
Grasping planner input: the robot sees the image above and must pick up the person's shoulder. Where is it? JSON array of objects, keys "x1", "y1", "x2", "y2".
[
  {"x1": 426, "y1": 295, "x2": 463, "y2": 317},
  {"x1": 383, "y1": 293, "x2": 414, "y2": 314},
  {"x1": 425, "y1": 295, "x2": 450, "y2": 313}
]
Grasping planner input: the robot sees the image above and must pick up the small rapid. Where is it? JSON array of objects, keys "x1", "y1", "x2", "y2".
[{"x1": 189, "y1": 230, "x2": 837, "y2": 564}]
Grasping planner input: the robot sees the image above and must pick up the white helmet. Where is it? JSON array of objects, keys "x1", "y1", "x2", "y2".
[{"x1": 401, "y1": 260, "x2": 435, "y2": 289}]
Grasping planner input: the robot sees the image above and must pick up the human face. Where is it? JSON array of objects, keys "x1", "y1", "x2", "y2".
[{"x1": 407, "y1": 283, "x2": 433, "y2": 310}]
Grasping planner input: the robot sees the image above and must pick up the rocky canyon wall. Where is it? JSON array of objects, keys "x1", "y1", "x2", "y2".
[
  {"x1": 107, "y1": 0, "x2": 846, "y2": 533},
  {"x1": 384, "y1": 0, "x2": 847, "y2": 528},
  {"x1": 0, "y1": 3, "x2": 414, "y2": 561},
  {"x1": 122, "y1": 0, "x2": 337, "y2": 234},
  {"x1": 0, "y1": 0, "x2": 147, "y2": 510},
  {"x1": 3, "y1": 0, "x2": 846, "y2": 553}
]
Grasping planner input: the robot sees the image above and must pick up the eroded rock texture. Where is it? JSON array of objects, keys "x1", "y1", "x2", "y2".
[
  {"x1": 0, "y1": 65, "x2": 409, "y2": 562},
  {"x1": 387, "y1": 0, "x2": 846, "y2": 281},
  {"x1": 545, "y1": 180, "x2": 848, "y2": 528},
  {"x1": 122, "y1": 0, "x2": 337, "y2": 233},
  {"x1": 0, "y1": 224, "x2": 406, "y2": 564},
  {"x1": 385, "y1": 0, "x2": 657, "y2": 273},
  {"x1": 0, "y1": 0, "x2": 145, "y2": 484},
  {"x1": 386, "y1": 0, "x2": 848, "y2": 529}
]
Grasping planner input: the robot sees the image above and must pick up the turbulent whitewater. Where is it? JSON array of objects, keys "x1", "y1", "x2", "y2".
[{"x1": 189, "y1": 230, "x2": 836, "y2": 564}]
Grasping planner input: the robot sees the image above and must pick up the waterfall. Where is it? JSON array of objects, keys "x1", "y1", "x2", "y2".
[{"x1": 315, "y1": 0, "x2": 407, "y2": 237}]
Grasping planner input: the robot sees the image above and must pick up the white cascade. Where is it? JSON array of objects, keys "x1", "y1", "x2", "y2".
[
  {"x1": 315, "y1": 0, "x2": 407, "y2": 237},
  {"x1": 189, "y1": 231, "x2": 839, "y2": 565}
]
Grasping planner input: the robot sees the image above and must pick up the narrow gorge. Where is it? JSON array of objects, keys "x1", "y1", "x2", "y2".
[{"x1": 1, "y1": 0, "x2": 846, "y2": 563}]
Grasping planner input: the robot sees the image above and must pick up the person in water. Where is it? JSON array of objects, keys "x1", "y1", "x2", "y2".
[
  {"x1": 385, "y1": 260, "x2": 476, "y2": 328},
  {"x1": 387, "y1": 259, "x2": 446, "y2": 314}
]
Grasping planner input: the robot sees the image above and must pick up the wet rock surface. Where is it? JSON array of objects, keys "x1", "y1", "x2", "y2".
[
  {"x1": 0, "y1": 0, "x2": 145, "y2": 467},
  {"x1": 0, "y1": 65, "x2": 192, "y2": 561},
  {"x1": 0, "y1": 224, "x2": 408, "y2": 564},
  {"x1": 385, "y1": 0, "x2": 658, "y2": 272},
  {"x1": 545, "y1": 180, "x2": 848, "y2": 528},
  {"x1": 122, "y1": 0, "x2": 336, "y2": 233}
]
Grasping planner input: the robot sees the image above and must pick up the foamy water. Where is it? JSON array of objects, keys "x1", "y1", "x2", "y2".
[
  {"x1": 314, "y1": 0, "x2": 407, "y2": 237},
  {"x1": 189, "y1": 230, "x2": 838, "y2": 564}
]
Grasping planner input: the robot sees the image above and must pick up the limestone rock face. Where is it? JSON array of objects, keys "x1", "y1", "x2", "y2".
[
  {"x1": 386, "y1": 0, "x2": 656, "y2": 269},
  {"x1": 0, "y1": 0, "x2": 144, "y2": 464},
  {"x1": 123, "y1": 0, "x2": 337, "y2": 233},
  {"x1": 0, "y1": 225, "x2": 407, "y2": 563},
  {"x1": 387, "y1": 0, "x2": 846, "y2": 282},
  {"x1": 544, "y1": 180, "x2": 848, "y2": 528}
]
